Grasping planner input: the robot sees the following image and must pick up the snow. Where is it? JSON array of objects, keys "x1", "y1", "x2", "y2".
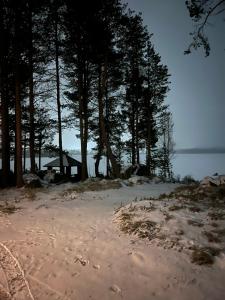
[
  {"x1": 200, "y1": 175, "x2": 225, "y2": 186},
  {"x1": 0, "y1": 181, "x2": 225, "y2": 299}
]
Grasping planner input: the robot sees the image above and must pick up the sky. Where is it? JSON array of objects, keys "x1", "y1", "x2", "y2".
[
  {"x1": 59, "y1": 0, "x2": 225, "y2": 150},
  {"x1": 123, "y1": 0, "x2": 225, "y2": 150}
]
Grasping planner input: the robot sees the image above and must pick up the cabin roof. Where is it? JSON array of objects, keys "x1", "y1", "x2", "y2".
[{"x1": 43, "y1": 154, "x2": 81, "y2": 167}]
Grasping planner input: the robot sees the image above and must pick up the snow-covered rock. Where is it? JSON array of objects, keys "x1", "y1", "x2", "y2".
[
  {"x1": 128, "y1": 176, "x2": 149, "y2": 185},
  {"x1": 219, "y1": 175, "x2": 225, "y2": 185},
  {"x1": 70, "y1": 192, "x2": 78, "y2": 200},
  {"x1": 200, "y1": 175, "x2": 222, "y2": 186},
  {"x1": 23, "y1": 173, "x2": 42, "y2": 188},
  {"x1": 151, "y1": 176, "x2": 162, "y2": 184},
  {"x1": 44, "y1": 171, "x2": 55, "y2": 183}
]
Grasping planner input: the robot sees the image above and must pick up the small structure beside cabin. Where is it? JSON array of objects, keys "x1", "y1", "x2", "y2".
[{"x1": 43, "y1": 154, "x2": 82, "y2": 181}]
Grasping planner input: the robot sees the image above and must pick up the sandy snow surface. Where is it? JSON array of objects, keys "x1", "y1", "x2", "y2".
[{"x1": 0, "y1": 182, "x2": 225, "y2": 300}]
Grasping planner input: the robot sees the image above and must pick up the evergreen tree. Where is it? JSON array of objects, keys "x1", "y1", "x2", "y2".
[
  {"x1": 121, "y1": 12, "x2": 148, "y2": 166},
  {"x1": 142, "y1": 39, "x2": 170, "y2": 176}
]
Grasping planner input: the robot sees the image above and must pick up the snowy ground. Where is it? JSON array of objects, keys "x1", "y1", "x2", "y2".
[{"x1": 0, "y1": 181, "x2": 225, "y2": 300}]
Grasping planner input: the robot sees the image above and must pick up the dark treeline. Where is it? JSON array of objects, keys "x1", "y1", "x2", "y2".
[{"x1": 0, "y1": 0, "x2": 173, "y2": 187}]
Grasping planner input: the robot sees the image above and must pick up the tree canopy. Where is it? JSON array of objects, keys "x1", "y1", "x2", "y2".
[{"x1": 185, "y1": 0, "x2": 225, "y2": 56}]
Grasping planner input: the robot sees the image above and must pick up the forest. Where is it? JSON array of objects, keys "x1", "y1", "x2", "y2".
[
  {"x1": 0, "y1": 2, "x2": 225, "y2": 299},
  {"x1": 0, "y1": 0, "x2": 173, "y2": 188}
]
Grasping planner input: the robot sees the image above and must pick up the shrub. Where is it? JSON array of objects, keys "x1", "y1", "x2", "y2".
[{"x1": 182, "y1": 175, "x2": 196, "y2": 184}]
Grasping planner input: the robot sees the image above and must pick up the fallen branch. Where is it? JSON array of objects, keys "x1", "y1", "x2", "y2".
[{"x1": 0, "y1": 242, "x2": 35, "y2": 300}]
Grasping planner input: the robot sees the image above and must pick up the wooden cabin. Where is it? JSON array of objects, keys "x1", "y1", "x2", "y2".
[{"x1": 43, "y1": 154, "x2": 82, "y2": 181}]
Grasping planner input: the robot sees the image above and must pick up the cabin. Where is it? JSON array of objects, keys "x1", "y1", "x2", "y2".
[{"x1": 43, "y1": 154, "x2": 82, "y2": 181}]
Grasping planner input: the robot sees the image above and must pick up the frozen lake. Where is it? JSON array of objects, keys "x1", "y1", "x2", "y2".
[
  {"x1": 171, "y1": 153, "x2": 225, "y2": 180},
  {"x1": 1, "y1": 153, "x2": 225, "y2": 180}
]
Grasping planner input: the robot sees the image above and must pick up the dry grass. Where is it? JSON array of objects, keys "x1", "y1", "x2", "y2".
[
  {"x1": 168, "y1": 204, "x2": 185, "y2": 211},
  {"x1": 158, "y1": 193, "x2": 169, "y2": 200},
  {"x1": 118, "y1": 212, "x2": 158, "y2": 240},
  {"x1": 138, "y1": 203, "x2": 156, "y2": 212},
  {"x1": 187, "y1": 219, "x2": 204, "y2": 227},
  {"x1": 116, "y1": 183, "x2": 225, "y2": 265},
  {"x1": 163, "y1": 211, "x2": 174, "y2": 221},
  {"x1": 160, "y1": 184, "x2": 225, "y2": 215},
  {"x1": 191, "y1": 245, "x2": 221, "y2": 265},
  {"x1": 211, "y1": 228, "x2": 225, "y2": 239},
  {"x1": 202, "y1": 231, "x2": 221, "y2": 243},
  {"x1": 120, "y1": 212, "x2": 135, "y2": 222},
  {"x1": 175, "y1": 184, "x2": 199, "y2": 193},
  {"x1": 208, "y1": 211, "x2": 225, "y2": 221},
  {"x1": 188, "y1": 206, "x2": 202, "y2": 212},
  {"x1": 66, "y1": 179, "x2": 122, "y2": 194},
  {"x1": 210, "y1": 222, "x2": 219, "y2": 228},
  {"x1": 23, "y1": 188, "x2": 36, "y2": 201},
  {"x1": 127, "y1": 220, "x2": 158, "y2": 240},
  {"x1": 0, "y1": 203, "x2": 21, "y2": 214}
]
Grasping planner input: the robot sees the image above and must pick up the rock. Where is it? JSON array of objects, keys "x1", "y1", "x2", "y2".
[
  {"x1": 68, "y1": 192, "x2": 77, "y2": 200},
  {"x1": 200, "y1": 176, "x2": 219, "y2": 187},
  {"x1": 23, "y1": 173, "x2": 42, "y2": 188},
  {"x1": 219, "y1": 175, "x2": 225, "y2": 185},
  {"x1": 121, "y1": 165, "x2": 134, "y2": 179},
  {"x1": 110, "y1": 284, "x2": 121, "y2": 293},
  {"x1": 128, "y1": 176, "x2": 149, "y2": 185},
  {"x1": 43, "y1": 171, "x2": 55, "y2": 183},
  {"x1": 101, "y1": 179, "x2": 107, "y2": 184},
  {"x1": 122, "y1": 164, "x2": 149, "y2": 178},
  {"x1": 151, "y1": 176, "x2": 162, "y2": 184},
  {"x1": 200, "y1": 175, "x2": 225, "y2": 187},
  {"x1": 135, "y1": 164, "x2": 149, "y2": 176},
  {"x1": 175, "y1": 229, "x2": 184, "y2": 235}
]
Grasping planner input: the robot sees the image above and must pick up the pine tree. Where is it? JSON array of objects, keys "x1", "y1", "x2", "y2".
[
  {"x1": 0, "y1": 1, "x2": 11, "y2": 187},
  {"x1": 141, "y1": 39, "x2": 170, "y2": 176},
  {"x1": 121, "y1": 12, "x2": 148, "y2": 166}
]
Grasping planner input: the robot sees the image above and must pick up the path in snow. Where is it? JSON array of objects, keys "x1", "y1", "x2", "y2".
[{"x1": 0, "y1": 183, "x2": 225, "y2": 300}]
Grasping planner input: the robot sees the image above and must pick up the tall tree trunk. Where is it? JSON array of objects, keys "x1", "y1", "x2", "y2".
[
  {"x1": 135, "y1": 111, "x2": 140, "y2": 164},
  {"x1": 0, "y1": 66, "x2": 10, "y2": 187},
  {"x1": 78, "y1": 94, "x2": 86, "y2": 180},
  {"x1": 29, "y1": 66, "x2": 35, "y2": 172},
  {"x1": 126, "y1": 89, "x2": 136, "y2": 165},
  {"x1": 38, "y1": 136, "x2": 42, "y2": 171},
  {"x1": 135, "y1": 66, "x2": 140, "y2": 165},
  {"x1": 146, "y1": 69, "x2": 152, "y2": 176},
  {"x1": 77, "y1": 54, "x2": 88, "y2": 181},
  {"x1": 146, "y1": 120, "x2": 152, "y2": 177},
  {"x1": 23, "y1": 133, "x2": 26, "y2": 172},
  {"x1": 14, "y1": 138, "x2": 17, "y2": 179},
  {"x1": 98, "y1": 62, "x2": 120, "y2": 178},
  {"x1": 15, "y1": 71, "x2": 23, "y2": 187},
  {"x1": 131, "y1": 98, "x2": 136, "y2": 165},
  {"x1": 28, "y1": 3, "x2": 35, "y2": 173},
  {"x1": 105, "y1": 79, "x2": 110, "y2": 177},
  {"x1": 54, "y1": 12, "x2": 64, "y2": 174},
  {"x1": 82, "y1": 60, "x2": 88, "y2": 179},
  {"x1": 146, "y1": 99, "x2": 152, "y2": 176},
  {"x1": 95, "y1": 148, "x2": 102, "y2": 177}
]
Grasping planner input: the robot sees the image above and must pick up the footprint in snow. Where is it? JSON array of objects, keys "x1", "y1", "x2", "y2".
[
  {"x1": 129, "y1": 251, "x2": 146, "y2": 267},
  {"x1": 110, "y1": 284, "x2": 121, "y2": 294}
]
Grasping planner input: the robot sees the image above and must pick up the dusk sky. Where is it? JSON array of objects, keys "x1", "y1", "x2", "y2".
[
  {"x1": 60, "y1": 0, "x2": 225, "y2": 150},
  {"x1": 124, "y1": 0, "x2": 225, "y2": 150}
]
